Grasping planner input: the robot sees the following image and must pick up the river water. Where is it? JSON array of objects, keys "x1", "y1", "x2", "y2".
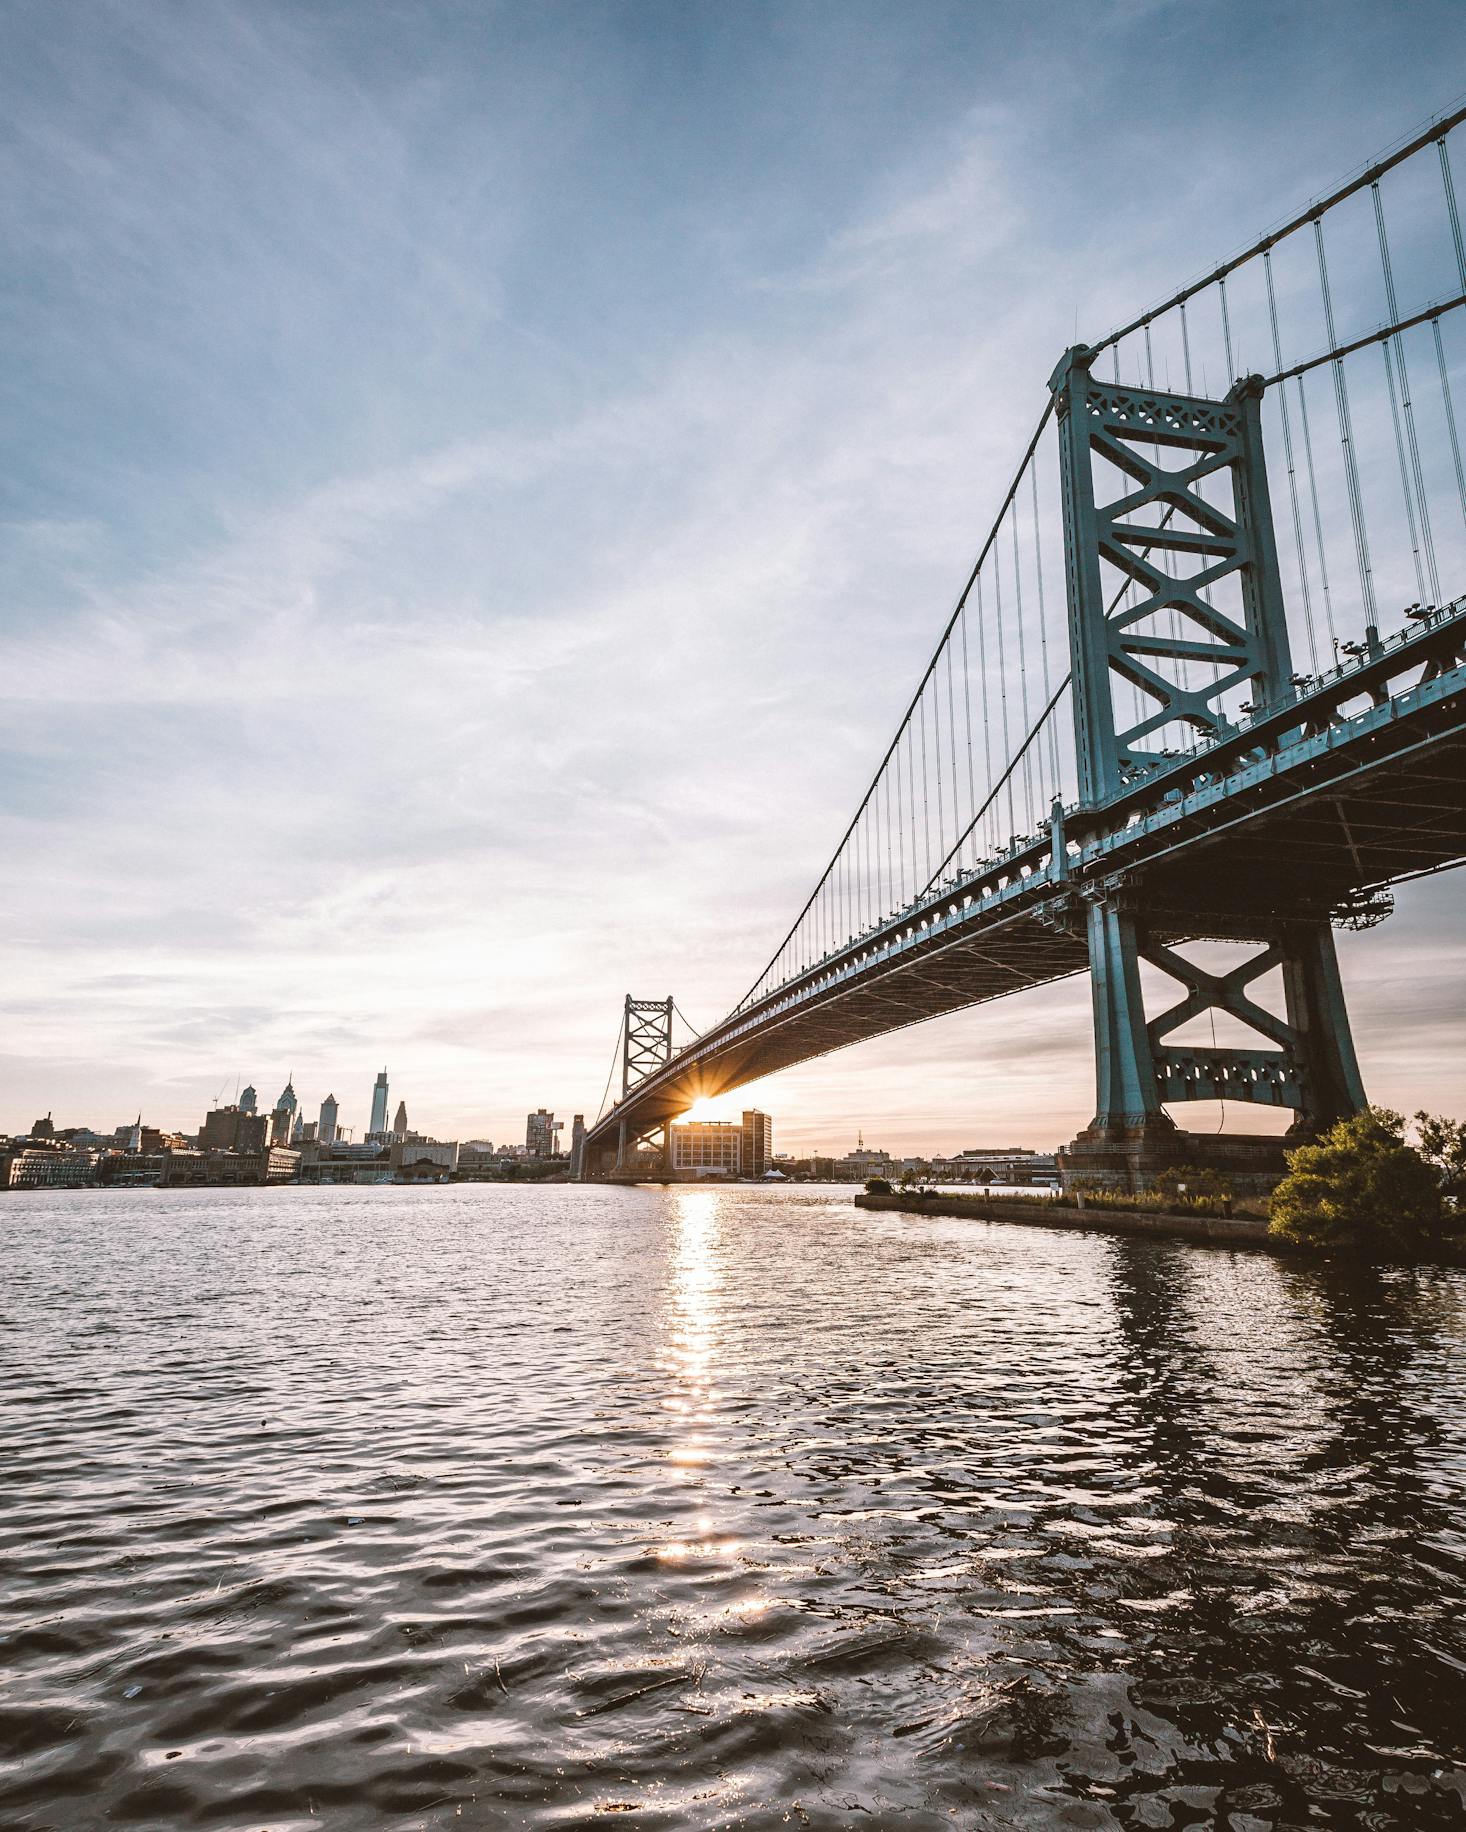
[{"x1": 2, "y1": 1184, "x2": 1465, "y2": 1831}]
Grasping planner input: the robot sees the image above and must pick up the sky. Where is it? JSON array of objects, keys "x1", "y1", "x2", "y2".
[{"x1": 2, "y1": 0, "x2": 1464, "y2": 1154}]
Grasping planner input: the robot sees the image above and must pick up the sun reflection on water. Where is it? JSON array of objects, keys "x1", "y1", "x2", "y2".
[{"x1": 654, "y1": 1190, "x2": 752, "y2": 1567}]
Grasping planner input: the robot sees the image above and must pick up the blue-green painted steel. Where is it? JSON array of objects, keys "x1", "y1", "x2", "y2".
[{"x1": 1051, "y1": 348, "x2": 1366, "y2": 1137}]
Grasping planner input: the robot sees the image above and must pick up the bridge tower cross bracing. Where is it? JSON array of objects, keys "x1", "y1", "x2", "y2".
[
  {"x1": 1049, "y1": 346, "x2": 1366, "y2": 1180},
  {"x1": 614, "y1": 996, "x2": 675, "y2": 1174}
]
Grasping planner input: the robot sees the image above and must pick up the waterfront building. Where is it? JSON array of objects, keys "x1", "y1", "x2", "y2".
[
  {"x1": 158, "y1": 1147, "x2": 299, "y2": 1187},
  {"x1": 741, "y1": 1110, "x2": 772, "y2": 1177},
  {"x1": 298, "y1": 1140, "x2": 392, "y2": 1185},
  {"x1": 390, "y1": 1138, "x2": 459, "y2": 1181},
  {"x1": 370, "y1": 1070, "x2": 389, "y2": 1138},
  {"x1": 4, "y1": 1144, "x2": 98, "y2": 1188},
  {"x1": 832, "y1": 1139, "x2": 895, "y2": 1179},
  {"x1": 200, "y1": 1105, "x2": 270, "y2": 1154},
  {"x1": 526, "y1": 1109, "x2": 559, "y2": 1158},
  {"x1": 99, "y1": 1152, "x2": 166, "y2": 1188},
  {"x1": 319, "y1": 1094, "x2": 339, "y2": 1145},
  {"x1": 669, "y1": 1110, "x2": 772, "y2": 1178},
  {"x1": 944, "y1": 1148, "x2": 1060, "y2": 1184},
  {"x1": 456, "y1": 1144, "x2": 508, "y2": 1178}
]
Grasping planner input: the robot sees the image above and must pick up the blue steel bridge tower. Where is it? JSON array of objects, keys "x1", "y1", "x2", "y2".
[{"x1": 1049, "y1": 349, "x2": 1366, "y2": 1186}]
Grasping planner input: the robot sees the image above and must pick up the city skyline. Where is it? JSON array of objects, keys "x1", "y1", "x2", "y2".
[{"x1": 3, "y1": 3, "x2": 1465, "y2": 1153}]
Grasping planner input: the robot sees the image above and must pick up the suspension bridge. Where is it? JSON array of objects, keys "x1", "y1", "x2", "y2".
[{"x1": 581, "y1": 109, "x2": 1466, "y2": 1188}]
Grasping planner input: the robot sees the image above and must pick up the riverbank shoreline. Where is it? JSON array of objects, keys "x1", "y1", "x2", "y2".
[
  {"x1": 855, "y1": 1189, "x2": 1281, "y2": 1251},
  {"x1": 857, "y1": 1190, "x2": 1466, "y2": 1266}
]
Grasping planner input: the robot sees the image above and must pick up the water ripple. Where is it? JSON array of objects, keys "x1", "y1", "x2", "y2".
[{"x1": 2, "y1": 1183, "x2": 1464, "y2": 1828}]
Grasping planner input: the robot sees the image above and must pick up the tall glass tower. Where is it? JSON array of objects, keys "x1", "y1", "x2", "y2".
[{"x1": 370, "y1": 1070, "x2": 389, "y2": 1137}]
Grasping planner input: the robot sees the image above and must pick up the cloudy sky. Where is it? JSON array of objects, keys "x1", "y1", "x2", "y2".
[{"x1": 3, "y1": 0, "x2": 1464, "y2": 1152}]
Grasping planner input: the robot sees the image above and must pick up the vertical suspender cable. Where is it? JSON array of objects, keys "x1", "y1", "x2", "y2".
[
  {"x1": 1180, "y1": 300, "x2": 1193, "y2": 393},
  {"x1": 1437, "y1": 138, "x2": 1466, "y2": 536},
  {"x1": 944, "y1": 640, "x2": 959, "y2": 875},
  {"x1": 1314, "y1": 218, "x2": 1378, "y2": 629},
  {"x1": 884, "y1": 768, "x2": 894, "y2": 919},
  {"x1": 1433, "y1": 317, "x2": 1466, "y2": 535},
  {"x1": 1010, "y1": 509, "x2": 1034, "y2": 831},
  {"x1": 976, "y1": 569, "x2": 995, "y2": 850},
  {"x1": 1442, "y1": 132, "x2": 1466, "y2": 279},
  {"x1": 1031, "y1": 463, "x2": 1061, "y2": 790},
  {"x1": 930, "y1": 671, "x2": 945, "y2": 871},
  {"x1": 918, "y1": 696, "x2": 933, "y2": 885},
  {"x1": 1295, "y1": 371, "x2": 1338, "y2": 646},
  {"x1": 960, "y1": 603, "x2": 977, "y2": 868},
  {"x1": 1373, "y1": 182, "x2": 1438, "y2": 601},
  {"x1": 1265, "y1": 250, "x2": 1321, "y2": 672},
  {"x1": 895, "y1": 733, "x2": 907, "y2": 908},
  {"x1": 905, "y1": 724, "x2": 916, "y2": 903},
  {"x1": 1378, "y1": 338, "x2": 1427, "y2": 602},
  {"x1": 860, "y1": 811, "x2": 869, "y2": 932},
  {"x1": 1219, "y1": 276, "x2": 1236, "y2": 383},
  {"x1": 993, "y1": 544, "x2": 1014, "y2": 839}
]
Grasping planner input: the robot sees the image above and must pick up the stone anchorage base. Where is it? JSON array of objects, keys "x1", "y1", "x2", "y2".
[{"x1": 1057, "y1": 1119, "x2": 1292, "y2": 1197}]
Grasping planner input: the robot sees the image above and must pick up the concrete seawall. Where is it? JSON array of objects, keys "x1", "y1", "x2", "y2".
[{"x1": 854, "y1": 1190, "x2": 1283, "y2": 1252}]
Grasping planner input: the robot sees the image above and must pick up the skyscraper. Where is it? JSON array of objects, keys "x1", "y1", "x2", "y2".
[
  {"x1": 370, "y1": 1070, "x2": 389, "y2": 1138},
  {"x1": 393, "y1": 1100, "x2": 408, "y2": 1140},
  {"x1": 239, "y1": 1085, "x2": 258, "y2": 1115},
  {"x1": 272, "y1": 1077, "x2": 298, "y2": 1148},
  {"x1": 319, "y1": 1094, "x2": 339, "y2": 1145},
  {"x1": 526, "y1": 1109, "x2": 559, "y2": 1157}
]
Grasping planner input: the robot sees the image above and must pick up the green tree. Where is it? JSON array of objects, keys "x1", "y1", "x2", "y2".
[
  {"x1": 1414, "y1": 1111, "x2": 1466, "y2": 1216},
  {"x1": 1268, "y1": 1107, "x2": 1444, "y2": 1255},
  {"x1": 864, "y1": 1176, "x2": 893, "y2": 1196}
]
